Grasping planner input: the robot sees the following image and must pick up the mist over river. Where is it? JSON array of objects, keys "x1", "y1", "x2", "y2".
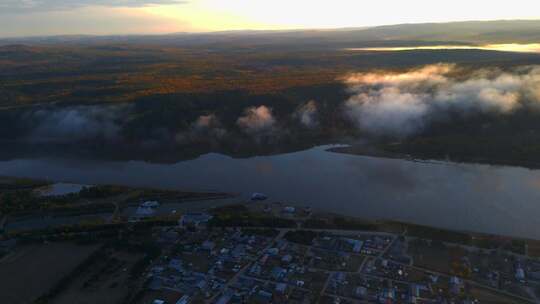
[{"x1": 2, "y1": 145, "x2": 540, "y2": 239}]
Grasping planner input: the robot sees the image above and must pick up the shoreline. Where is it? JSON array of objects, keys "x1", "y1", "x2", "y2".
[{"x1": 328, "y1": 144, "x2": 540, "y2": 170}]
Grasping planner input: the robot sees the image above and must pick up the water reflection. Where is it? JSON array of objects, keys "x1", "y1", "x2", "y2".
[
  {"x1": 36, "y1": 182, "x2": 89, "y2": 197},
  {"x1": 346, "y1": 43, "x2": 540, "y2": 53},
  {"x1": 2, "y1": 145, "x2": 540, "y2": 239}
]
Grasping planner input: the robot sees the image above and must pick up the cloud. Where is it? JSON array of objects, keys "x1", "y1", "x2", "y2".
[
  {"x1": 193, "y1": 114, "x2": 220, "y2": 130},
  {"x1": 0, "y1": 0, "x2": 189, "y2": 13},
  {"x1": 343, "y1": 64, "x2": 540, "y2": 137},
  {"x1": 346, "y1": 87, "x2": 429, "y2": 137},
  {"x1": 24, "y1": 104, "x2": 128, "y2": 143},
  {"x1": 237, "y1": 106, "x2": 276, "y2": 134},
  {"x1": 175, "y1": 114, "x2": 227, "y2": 144},
  {"x1": 295, "y1": 100, "x2": 319, "y2": 128},
  {"x1": 345, "y1": 64, "x2": 453, "y2": 89}
]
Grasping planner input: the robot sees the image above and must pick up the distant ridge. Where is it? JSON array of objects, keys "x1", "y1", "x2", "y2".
[{"x1": 1, "y1": 19, "x2": 540, "y2": 46}]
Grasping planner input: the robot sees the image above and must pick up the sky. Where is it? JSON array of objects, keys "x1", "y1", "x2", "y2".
[{"x1": 1, "y1": 0, "x2": 540, "y2": 38}]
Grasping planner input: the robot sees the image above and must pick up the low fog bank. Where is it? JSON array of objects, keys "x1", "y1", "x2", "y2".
[
  {"x1": 0, "y1": 94, "x2": 343, "y2": 161},
  {"x1": 2, "y1": 102, "x2": 324, "y2": 145},
  {"x1": 344, "y1": 64, "x2": 540, "y2": 137}
]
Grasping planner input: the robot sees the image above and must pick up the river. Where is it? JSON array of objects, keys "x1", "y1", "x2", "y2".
[{"x1": 2, "y1": 145, "x2": 540, "y2": 239}]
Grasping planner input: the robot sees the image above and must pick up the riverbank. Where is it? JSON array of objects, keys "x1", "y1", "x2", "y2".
[
  {"x1": 328, "y1": 144, "x2": 540, "y2": 170},
  {"x1": 0, "y1": 176, "x2": 236, "y2": 234},
  {"x1": 5, "y1": 201, "x2": 540, "y2": 304}
]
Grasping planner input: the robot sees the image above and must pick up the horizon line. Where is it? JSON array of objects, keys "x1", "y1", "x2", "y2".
[{"x1": 2, "y1": 18, "x2": 540, "y2": 40}]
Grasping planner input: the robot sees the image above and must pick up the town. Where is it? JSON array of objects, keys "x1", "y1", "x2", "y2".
[
  {"x1": 1, "y1": 178, "x2": 540, "y2": 304},
  {"x1": 139, "y1": 205, "x2": 540, "y2": 304}
]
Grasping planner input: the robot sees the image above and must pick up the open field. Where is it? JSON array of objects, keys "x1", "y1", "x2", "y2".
[
  {"x1": 408, "y1": 239, "x2": 463, "y2": 274},
  {"x1": 470, "y1": 287, "x2": 533, "y2": 304},
  {"x1": 0, "y1": 242, "x2": 101, "y2": 304},
  {"x1": 51, "y1": 250, "x2": 144, "y2": 304}
]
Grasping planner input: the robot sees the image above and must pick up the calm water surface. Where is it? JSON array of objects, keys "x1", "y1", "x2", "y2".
[
  {"x1": 2, "y1": 145, "x2": 540, "y2": 239},
  {"x1": 36, "y1": 182, "x2": 90, "y2": 197}
]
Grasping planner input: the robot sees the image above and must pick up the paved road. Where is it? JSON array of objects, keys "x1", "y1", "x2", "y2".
[
  {"x1": 205, "y1": 229, "x2": 288, "y2": 304},
  {"x1": 145, "y1": 226, "x2": 539, "y2": 304}
]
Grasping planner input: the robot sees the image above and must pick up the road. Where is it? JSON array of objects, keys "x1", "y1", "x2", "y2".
[
  {"x1": 143, "y1": 226, "x2": 538, "y2": 304},
  {"x1": 205, "y1": 229, "x2": 288, "y2": 304}
]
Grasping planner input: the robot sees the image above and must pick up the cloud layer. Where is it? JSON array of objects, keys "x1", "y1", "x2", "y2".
[
  {"x1": 25, "y1": 105, "x2": 127, "y2": 143},
  {"x1": 236, "y1": 106, "x2": 276, "y2": 134},
  {"x1": 175, "y1": 114, "x2": 227, "y2": 144},
  {"x1": 19, "y1": 104, "x2": 283, "y2": 145},
  {"x1": 0, "y1": 0, "x2": 188, "y2": 13},
  {"x1": 295, "y1": 100, "x2": 319, "y2": 128},
  {"x1": 344, "y1": 64, "x2": 540, "y2": 137}
]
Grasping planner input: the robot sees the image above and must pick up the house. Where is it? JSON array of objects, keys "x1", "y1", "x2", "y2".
[
  {"x1": 134, "y1": 201, "x2": 160, "y2": 219},
  {"x1": 355, "y1": 286, "x2": 367, "y2": 298},
  {"x1": 0, "y1": 239, "x2": 16, "y2": 252},
  {"x1": 378, "y1": 288, "x2": 395, "y2": 303},
  {"x1": 254, "y1": 290, "x2": 273, "y2": 303},
  {"x1": 283, "y1": 206, "x2": 296, "y2": 213},
  {"x1": 344, "y1": 238, "x2": 363, "y2": 253},
  {"x1": 281, "y1": 254, "x2": 293, "y2": 263},
  {"x1": 251, "y1": 193, "x2": 267, "y2": 201},
  {"x1": 410, "y1": 284, "x2": 428, "y2": 303},
  {"x1": 271, "y1": 266, "x2": 287, "y2": 280},
  {"x1": 215, "y1": 294, "x2": 231, "y2": 304},
  {"x1": 260, "y1": 254, "x2": 269, "y2": 264},
  {"x1": 149, "y1": 277, "x2": 164, "y2": 290},
  {"x1": 196, "y1": 279, "x2": 207, "y2": 289},
  {"x1": 176, "y1": 295, "x2": 190, "y2": 304},
  {"x1": 135, "y1": 205, "x2": 156, "y2": 218},
  {"x1": 275, "y1": 283, "x2": 287, "y2": 293},
  {"x1": 528, "y1": 271, "x2": 540, "y2": 281},
  {"x1": 202, "y1": 241, "x2": 216, "y2": 251},
  {"x1": 516, "y1": 267, "x2": 526, "y2": 281},
  {"x1": 334, "y1": 272, "x2": 346, "y2": 283},
  {"x1": 450, "y1": 276, "x2": 461, "y2": 285},
  {"x1": 168, "y1": 259, "x2": 183, "y2": 271},
  {"x1": 142, "y1": 201, "x2": 160, "y2": 208},
  {"x1": 449, "y1": 276, "x2": 464, "y2": 295},
  {"x1": 232, "y1": 244, "x2": 246, "y2": 258},
  {"x1": 179, "y1": 213, "x2": 213, "y2": 228},
  {"x1": 250, "y1": 264, "x2": 262, "y2": 275},
  {"x1": 266, "y1": 248, "x2": 279, "y2": 255},
  {"x1": 160, "y1": 230, "x2": 180, "y2": 243}
]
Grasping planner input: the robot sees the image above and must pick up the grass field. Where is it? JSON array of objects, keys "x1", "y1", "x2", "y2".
[
  {"x1": 0, "y1": 242, "x2": 101, "y2": 304},
  {"x1": 51, "y1": 250, "x2": 144, "y2": 304},
  {"x1": 469, "y1": 287, "x2": 532, "y2": 304},
  {"x1": 408, "y1": 239, "x2": 466, "y2": 274}
]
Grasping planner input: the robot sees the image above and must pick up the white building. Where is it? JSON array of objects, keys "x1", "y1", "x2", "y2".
[
  {"x1": 178, "y1": 212, "x2": 213, "y2": 228},
  {"x1": 141, "y1": 201, "x2": 160, "y2": 208},
  {"x1": 283, "y1": 206, "x2": 296, "y2": 213},
  {"x1": 516, "y1": 267, "x2": 526, "y2": 281}
]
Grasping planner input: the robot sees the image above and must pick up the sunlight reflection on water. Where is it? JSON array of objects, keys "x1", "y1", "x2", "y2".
[{"x1": 346, "y1": 43, "x2": 540, "y2": 53}]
